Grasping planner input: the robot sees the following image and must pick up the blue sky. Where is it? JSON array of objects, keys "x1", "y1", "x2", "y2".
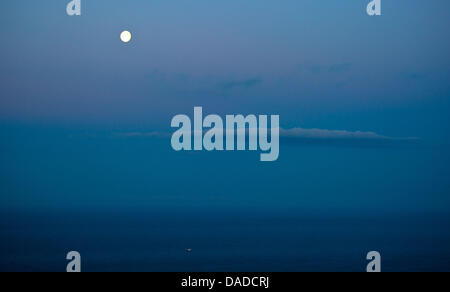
[{"x1": 1, "y1": 0, "x2": 449, "y2": 140}]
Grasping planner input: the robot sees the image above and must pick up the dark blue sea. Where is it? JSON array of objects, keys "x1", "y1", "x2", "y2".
[{"x1": 1, "y1": 125, "x2": 449, "y2": 271}]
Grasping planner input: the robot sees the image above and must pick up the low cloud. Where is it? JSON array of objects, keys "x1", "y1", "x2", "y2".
[
  {"x1": 281, "y1": 128, "x2": 388, "y2": 139},
  {"x1": 113, "y1": 131, "x2": 170, "y2": 138},
  {"x1": 328, "y1": 63, "x2": 353, "y2": 73},
  {"x1": 221, "y1": 78, "x2": 262, "y2": 90},
  {"x1": 113, "y1": 127, "x2": 419, "y2": 147},
  {"x1": 280, "y1": 128, "x2": 419, "y2": 147}
]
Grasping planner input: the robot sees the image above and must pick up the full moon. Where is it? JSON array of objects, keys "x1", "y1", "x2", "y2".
[{"x1": 120, "y1": 31, "x2": 132, "y2": 43}]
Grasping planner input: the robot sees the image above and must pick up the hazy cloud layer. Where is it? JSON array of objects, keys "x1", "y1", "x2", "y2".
[
  {"x1": 281, "y1": 128, "x2": 388, "y2": 140},
  {"x1": 221, "y1": 78, "x2": 262, "y2": 90},
  {"x1": 328, "y1": 63, "x2": 353, "y2": 73},
  {"x1": 114, "y1": 127, "x2": 419, "y2": 146},
  {"x1": 280, "y1": 128, "x2": 419, "y2": 147}
]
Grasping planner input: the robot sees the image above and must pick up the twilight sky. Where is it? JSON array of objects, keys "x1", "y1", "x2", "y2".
[{"x1": 1, "y1": 0, "x2": 450, "y2": 140}]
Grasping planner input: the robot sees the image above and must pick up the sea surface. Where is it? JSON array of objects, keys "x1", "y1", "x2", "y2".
[{"x1": 1, "y1": 125, "x2": 449, "y2": 271}]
